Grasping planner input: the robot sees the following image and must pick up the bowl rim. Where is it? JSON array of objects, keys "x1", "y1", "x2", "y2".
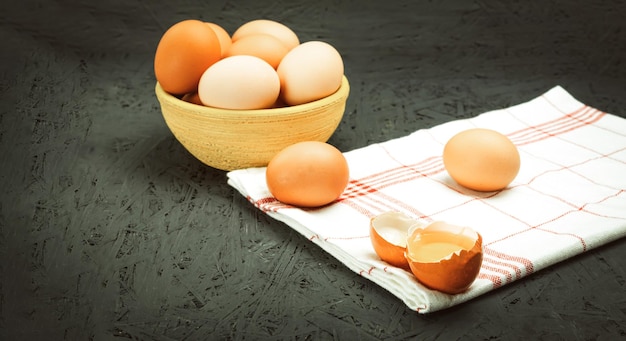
[{"x1": 155, "y1": 75, "x2": 350, "y2": 117}]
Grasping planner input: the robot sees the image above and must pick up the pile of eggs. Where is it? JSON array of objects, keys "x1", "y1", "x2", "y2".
[
  {"x1": 154, "y1": 19, "x2": 350, "y2": 208},
  {"x1": 154, "y1": 19, "x2": 344, "y2": 110}
]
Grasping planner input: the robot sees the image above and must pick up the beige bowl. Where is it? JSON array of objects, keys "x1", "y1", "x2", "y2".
[{"x1": 155, "y1": 76, "x2": 350, "y2": 171}]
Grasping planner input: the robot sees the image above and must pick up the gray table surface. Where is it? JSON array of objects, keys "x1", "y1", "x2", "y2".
[{"x1": 2, "y1": 0, "x2": 625, "y2": 339}]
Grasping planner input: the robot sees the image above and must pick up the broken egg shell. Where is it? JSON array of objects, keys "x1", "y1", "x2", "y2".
[
  {"x1": 405, "y1": 221, "x2": 483, "y2": 295},
  {"x1": 369, "y1": 212, "x2": 424, "y2": 270}
]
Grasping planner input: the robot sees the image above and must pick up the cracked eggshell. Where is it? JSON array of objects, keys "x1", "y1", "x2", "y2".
[
  {"x1": 369, "y1": 212, "x2": 424, "y2": 270},
  {"x1": 405, "y1": 221, "x2": 483, "y2": 294}
]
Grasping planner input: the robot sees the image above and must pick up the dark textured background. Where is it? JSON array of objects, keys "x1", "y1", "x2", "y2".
[{"x1": 1, "y1": 0, "x2": 625, "y2": 339}]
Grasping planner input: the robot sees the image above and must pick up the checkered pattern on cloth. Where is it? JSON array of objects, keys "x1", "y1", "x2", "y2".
[{"x1": 227, "y1": 86, "x2": 626, "y2": 313}]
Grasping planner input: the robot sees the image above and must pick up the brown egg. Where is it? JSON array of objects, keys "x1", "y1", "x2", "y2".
[
  {"x1": 226, "y1": 34, "x2": 289, "y2": 69},
  {"x1": 154, "y1": 20, "x2": 221, "y2": 95},
  {"x1": 266, "y1": 141, "x2": 349, "y2": 208},
  {"x1": 232, "y1": 19, "x2": 300, "y2": 50},
  {"x1": 369, "y1": 212, "x2": 423, "y2": 270},
  {"x1": 205, "y1": 22, "x2": 232, "y2": 57},
  {"x1": 181, "y1": 92, "x2": 203, "y2": 105},
  {"x1": 405, "y1": 221, "x2": 483, "y2": 294},
  {"x1": 443, "y1": 128, "x2": 521, "y2": 192}
]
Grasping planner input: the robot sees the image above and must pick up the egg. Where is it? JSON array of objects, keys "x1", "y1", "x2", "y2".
[
  {"x1": 181, "y1": 92, "x2": 202, "y2": 105},
  {"x1": 277, "y1": 41, "x2": 344, "y2": 106},
  {"x1": 225, "y1": 34, "x2": 289, "y2": 69},
  {"x1": 443, "y1": 128, "x2": 521, "y2": 192},
  {"x1": 198, "y1": 55, "x2": 280, "y2": 110},
  {"x1": 405, "y1": 221, "x2": 483, "y2": 294},
  {"x1": 154, "y1": 19, "x2": 221, "y2": 95},
  {"x1": 232, "y1": 19, "x2": 300, "y2": 50},
  {"x1": 205, "y1": 22, "x2": 232, "y2": 57},
  {"x1": 369, "y1": 211, "x2": 424, "y2": 270},
  {"x1": 266, "y1": 141, "x2": 349, "y2": 208}
]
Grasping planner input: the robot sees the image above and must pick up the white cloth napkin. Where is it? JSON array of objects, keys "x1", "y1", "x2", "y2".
[{"x1": 227, "y1": 86, "x2": 626, "y2": 313}]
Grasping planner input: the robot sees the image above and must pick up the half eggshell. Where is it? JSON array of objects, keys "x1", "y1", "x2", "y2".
[
  {"x1": 369, "y1": 212, "x2": 424, "y2": 270},
  {"x1": 405, "y1": 221, "x2": 483, "y2": 294}
]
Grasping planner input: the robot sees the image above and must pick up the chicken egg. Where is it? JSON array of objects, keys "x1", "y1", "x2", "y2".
[
  {"x1": 232, "y1": 19, "x2": 300, "y2": 50},
  {"x1": 154, "y1": 19, "x2": 221, "y2": 95},
  {"x1": 205, "y1": 22, "x2": 232, "y2": 57},
  {"x1": 198, "y1": 55, "x2": 280, "y2": 110},
  {"x1": 181, "y1": 92, "x2": 202, "y2": 105},
  {"x1": 277, "y1": 41, "x2": 344, "y2": 106},
  {"x1": 443, "y1": 128, "x2": 521, "y2": 192},
  {"x1": 266, "y1": 141, "x2": 349, "y2": 208},
  {"x1": 226, "y1": 34, "x2": 289, "y2": 69}
]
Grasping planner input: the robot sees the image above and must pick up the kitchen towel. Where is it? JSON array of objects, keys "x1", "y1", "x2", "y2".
[{"x1": 227, "y1": 86, "x2": 626, "y2": 313}]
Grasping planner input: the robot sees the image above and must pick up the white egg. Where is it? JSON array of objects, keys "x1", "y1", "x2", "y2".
[
  {"x1": 277, "y1": 41, "x2": 344, "y2": 106},
  {"x1": 198, "y1": 55, "x2": 280, "y2": 110}
]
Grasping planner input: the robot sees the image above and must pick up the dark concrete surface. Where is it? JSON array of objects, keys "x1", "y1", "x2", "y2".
[{"x1": 1, "y1": 0, "x2": 625, "y2": 339}]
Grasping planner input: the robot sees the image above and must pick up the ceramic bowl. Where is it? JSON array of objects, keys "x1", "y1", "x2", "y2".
[{"x1": 155, "y1": 76, "x2": 349, "y2": 171}]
